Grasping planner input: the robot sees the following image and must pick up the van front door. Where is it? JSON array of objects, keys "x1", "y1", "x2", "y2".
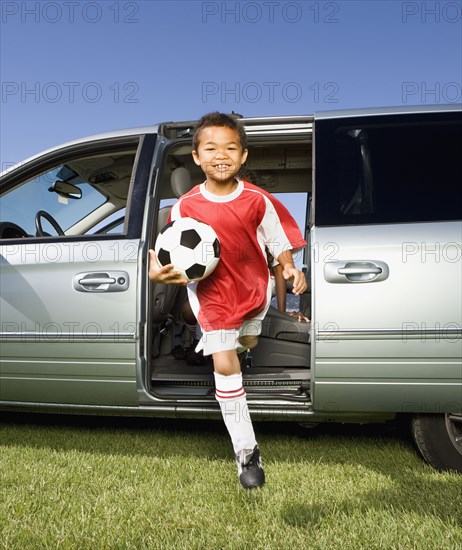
[{"x1": 0, "y1": 135, "x2": 155, "y2": 408}]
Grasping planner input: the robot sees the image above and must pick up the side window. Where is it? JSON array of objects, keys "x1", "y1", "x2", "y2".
[
  {"x1": 88, "y1": 209, "x2": 126, "y2": 234},
  {"x1": 0, "y1": 147, "x2": 138, "y2": 239},
  {"x1": 315, "y1": 112, "x2": 462, "y2": 225}
]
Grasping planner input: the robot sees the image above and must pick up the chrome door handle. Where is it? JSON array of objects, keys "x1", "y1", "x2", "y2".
[
  {"x1": 78, "y1": 277, "x2": 116, "y2": 285},
  {"x1": 324, "y1": 261, "x2": 389, "y2": 283},
  {"x1": 73, "y1": 271, "x2": 129, "y2": 292},
  {"x1": 338, "y1": 266, "x2": 382, "y2": 276}
]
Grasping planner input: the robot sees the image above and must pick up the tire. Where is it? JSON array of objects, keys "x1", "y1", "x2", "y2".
[{"x1": 411, "y1": 413, "x2": 462, "y2": 473}]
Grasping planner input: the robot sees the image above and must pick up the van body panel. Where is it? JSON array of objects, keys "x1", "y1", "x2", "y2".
[{"x1": 0, "y1": 241, "x2": 139, "y2": 406}]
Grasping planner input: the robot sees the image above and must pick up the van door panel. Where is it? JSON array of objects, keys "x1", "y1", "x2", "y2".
[
  {"x1": 312, "y1": 112, "x2": 462, "y2": 413},
  {"x1": 0, "y1": 241, "x2": 139, "y2": 405},
  {"x1": 312, "y1": 222, "x2": 462, "y2": 413}
]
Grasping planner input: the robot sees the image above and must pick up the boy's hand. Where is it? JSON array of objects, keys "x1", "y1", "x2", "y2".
[
  {"x1": 282, "y1": 265, "x2": 307, "y2": 295},
  {"x1": 148, "y1": 249, "x2": 188, "y2": 285}
]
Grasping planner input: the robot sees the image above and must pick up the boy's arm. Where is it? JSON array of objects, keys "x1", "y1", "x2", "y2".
[
  {"x1": 277, "y1": 249, "x2": 307, "y2": 296},
  {"x1": 148, "y1": 249, "x2": 188, "y2": 285},
  {"x1": 272, "y1": 263, "x2": 287, "y2": 312}
]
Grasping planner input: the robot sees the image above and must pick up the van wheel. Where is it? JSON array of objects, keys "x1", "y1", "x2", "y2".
[{"x1": 411, "y1": 414, "x2": 462, "y2": 473}]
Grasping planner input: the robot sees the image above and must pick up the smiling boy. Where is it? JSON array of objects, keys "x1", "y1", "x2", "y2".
[{"x1": 149, "y1": 112, "x2": 307, "y2": 488}]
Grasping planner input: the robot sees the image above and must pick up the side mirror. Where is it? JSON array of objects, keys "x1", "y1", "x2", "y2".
[{"x1": 48, "y1": 180, "x2": 82, "y2": 200}]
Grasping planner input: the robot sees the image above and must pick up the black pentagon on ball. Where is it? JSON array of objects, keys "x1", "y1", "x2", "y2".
[
  {"x1": 157, "y1": 248, "x2": 171, "y2": 267},
  {"x1": 180, "y1": 228, "x2": 202, "y2": 250},
  {"x1": 212, "y1": 238, "x2": 220, "y2": 258},
  {"x1": 185, "y1": 263, "x2": 206, "y2": 281}
]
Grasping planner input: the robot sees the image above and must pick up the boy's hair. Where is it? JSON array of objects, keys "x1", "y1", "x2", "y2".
[{"x1": 192, "y1": 112, "x2": 247, "y2": 152}]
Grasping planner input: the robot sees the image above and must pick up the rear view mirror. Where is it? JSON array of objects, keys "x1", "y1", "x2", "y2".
[{"x1": 48, "y1": 180, "x2": 82, "y2": 199}]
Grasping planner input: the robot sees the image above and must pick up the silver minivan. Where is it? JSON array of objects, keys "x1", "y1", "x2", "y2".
[{"x1": 1, "y1": 105, "x2": 461, "y2": 472}]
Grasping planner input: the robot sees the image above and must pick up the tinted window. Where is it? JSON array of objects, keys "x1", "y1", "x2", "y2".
[{"x1": 315, "y1": 111, "x2": 462, "y2": 225}]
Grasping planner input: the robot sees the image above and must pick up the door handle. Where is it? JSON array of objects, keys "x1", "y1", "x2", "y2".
[
  {"x1": 324, "y1": 261, "x2": 389, "y2": 283},
  {"x1": 337, "y1": 266, "x2": 382, "y2": 276},
  {"x1": 73, "y1": 271, "x2": 129, "y2": 292},
  {"x1": 78, "y1": 277, "x2": 116, "y2": 285}
]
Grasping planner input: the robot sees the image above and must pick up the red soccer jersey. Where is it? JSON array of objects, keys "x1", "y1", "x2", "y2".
[{"x1": 169, "y1": 180, "x2": 307, "y2": 331}]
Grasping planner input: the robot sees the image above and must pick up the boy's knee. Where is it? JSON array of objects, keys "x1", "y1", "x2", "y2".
[
  {"x1": 238, "y1": 335, "x2": 258, "y2": 350},
  {"x1": 213, "y1": 351, "x2": 240, "y2": 376}
]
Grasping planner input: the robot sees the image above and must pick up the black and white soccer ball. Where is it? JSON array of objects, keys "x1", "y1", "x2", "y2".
[{"x1": 155, "y1": 217, "x2": 220, "y2": 281}]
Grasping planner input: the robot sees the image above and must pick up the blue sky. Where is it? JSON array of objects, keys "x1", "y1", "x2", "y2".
[{"x1": 1, "y1": 0, "x2": 461, "y2": 166}]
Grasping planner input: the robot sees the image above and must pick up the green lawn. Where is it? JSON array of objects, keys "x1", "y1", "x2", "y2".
[{"x1": 0, "y1": 413, "x2": 461, "y2": 549}]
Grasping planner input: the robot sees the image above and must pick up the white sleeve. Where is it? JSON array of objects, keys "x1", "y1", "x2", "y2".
[
  {"x1": 170, "y1": 199, "x2": 182, "y2": 221},
  {"x1": 257, "y1": 195, "x2": 294, "y2": 261}
]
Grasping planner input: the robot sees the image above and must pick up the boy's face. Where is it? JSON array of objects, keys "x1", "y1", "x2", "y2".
[{"x1": 192, "y1": 126, "x2": 248, "y2": 186}]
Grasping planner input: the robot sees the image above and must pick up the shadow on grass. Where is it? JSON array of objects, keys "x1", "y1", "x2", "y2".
[
  {"x1": 0, "y1": 409, "x2": 419, "y2": 466},
  {"x1": 0, "y1": 410, "x2": 410, "y2": 458},
  {"x1": 0, "y1": 411, "x2": 232, "y2": 459}
]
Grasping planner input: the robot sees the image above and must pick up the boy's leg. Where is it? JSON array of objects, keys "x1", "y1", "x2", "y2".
[
  {"x1": 213, "y1": 349, "x2": 265, "y2": 488},
  {"x1": 213, "y1": 350, "x2": 256, "y2": 452}
]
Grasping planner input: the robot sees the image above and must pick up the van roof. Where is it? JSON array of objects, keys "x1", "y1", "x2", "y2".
[{"x1": 2, "y1": 104, "x2": 460, "y2": 178}]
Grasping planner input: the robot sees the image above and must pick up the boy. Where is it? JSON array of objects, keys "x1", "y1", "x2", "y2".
[{"x1": 149, "y1": 112, "x2": 307, "y2": 489}]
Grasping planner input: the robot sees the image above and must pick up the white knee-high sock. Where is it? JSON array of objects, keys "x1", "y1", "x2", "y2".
[{"x1": 214, "y1": 372, "x2": 257, "y2": 455}]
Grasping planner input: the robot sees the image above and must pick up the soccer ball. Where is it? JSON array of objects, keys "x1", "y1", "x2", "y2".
[{"x1": 155, "y1": 217, "x2": 220, "y2": 281}]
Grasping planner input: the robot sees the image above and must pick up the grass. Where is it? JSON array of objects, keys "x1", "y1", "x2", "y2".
[{"x1": 0, "y1": 413, "x2": 461, "y2": 549}]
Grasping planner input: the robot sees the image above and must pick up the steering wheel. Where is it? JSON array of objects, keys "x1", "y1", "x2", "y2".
[{"x1": 35, "y1": 210, "x2": 65, "y2": 237}]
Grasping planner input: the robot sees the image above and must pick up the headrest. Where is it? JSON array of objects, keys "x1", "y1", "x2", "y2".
[{"x1": 171, "y1": 167, "x2": 194, "y2": 198}]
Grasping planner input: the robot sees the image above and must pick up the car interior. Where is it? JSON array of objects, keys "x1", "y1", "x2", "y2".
[{"x1": 148, "y1": 136, "x2": 313, "y2": 401}]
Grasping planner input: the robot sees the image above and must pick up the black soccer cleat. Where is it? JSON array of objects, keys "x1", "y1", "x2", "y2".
[{"x1": 236, "y1": 445, "x2": 265, "y2": 489}]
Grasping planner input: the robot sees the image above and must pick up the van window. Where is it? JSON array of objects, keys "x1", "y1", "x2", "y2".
[
  {"x1": 1, "y1": 148, "x2": 138, "y2": 238},
  {"x1": 315, "y1": 111, "x2": 462, "y2": 225}
]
